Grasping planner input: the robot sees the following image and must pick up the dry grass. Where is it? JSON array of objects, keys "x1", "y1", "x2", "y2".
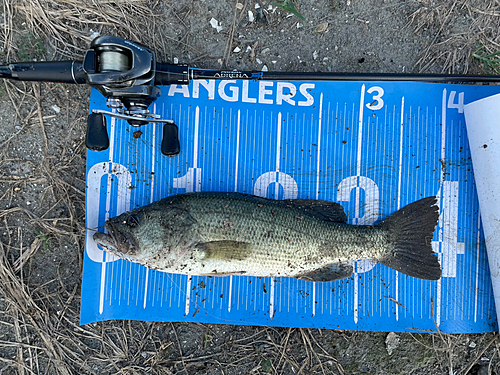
[
  {"x1": 1, "y1": 0, "x2": 500, "y2": 374},
  {"x1": 17, "y1": 0, "x2": 164, "y2": 58},
  {"x1": 1, "y1": 0, "x2": 201, "y2": 62},
  {"x1": 409, "y1": 0, "x2": 500, "y2": 74}
]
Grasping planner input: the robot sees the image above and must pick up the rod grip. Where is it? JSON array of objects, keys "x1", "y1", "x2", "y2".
[{"x1": 3, "y1": 61, "x2": 86, "y2": 83}]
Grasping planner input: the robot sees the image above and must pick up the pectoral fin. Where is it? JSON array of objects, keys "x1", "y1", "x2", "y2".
[
  {"x1": 295, "y1": 262, "x2": 353, "y2": 282},
  {"x1": 196, "y1": 241, "x2": 253, "y2": 261}
]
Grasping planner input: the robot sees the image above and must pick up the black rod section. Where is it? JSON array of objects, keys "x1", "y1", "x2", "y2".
[
  {"x1": 186, "y1": 68, "x2": 500, "y2": 83},
  {"x1": 157, "y1": 65, "x2": 500, "y2": 85}
]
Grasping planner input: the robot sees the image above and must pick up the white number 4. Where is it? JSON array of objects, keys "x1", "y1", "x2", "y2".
[{"x1": 447, "y1": 91, "x2": 464, "y2": 113}]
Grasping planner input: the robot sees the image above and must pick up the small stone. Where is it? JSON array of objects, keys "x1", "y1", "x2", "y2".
[
  {"x1": 246, "y1": 46, "x2": 252, "y2": 53},
  {"x1": 385, "y1": 332, "x2": 400, "y2": 355},
  {"x1": 261, "y1": 48, "x2": 270, "y2": 55},
  {"x1": 233, "y1": 47, "x2": 241, "y2": 53},
  {"x1": 261, "y1": 65, "x2": 268, "y2": 72},
  {"x1": 248, "y1": 10, "x2": 254, "y2": 22},
  {"x1": 256, "y1": 58, "x2": 262, "y2": 64},
  {"x1": 313, "y1": 51, "x2": 318, "y2": 60},
  {"x1": 51, "y1": 105, "x2": 60, "y2": 113},
  {"x1": 210, "y1": 18, "x2": 223, "y2": 33},
  {"x1": 255, "y1": 7, "x2": 266, "y2": 22},
  {"x1": 315, "y1": 23, "x2": 329, "y2": 33},
  {"x1": 469, "y1": 341, "x2": 477, "y2": 348},
  {"x1": 173, "y1": 57, "x2": 179, "y2": 64}
]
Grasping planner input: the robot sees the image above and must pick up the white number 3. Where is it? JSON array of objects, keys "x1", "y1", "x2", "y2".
[{"x1": 366, "y1": 86, "x2": 384, "y2": 110}]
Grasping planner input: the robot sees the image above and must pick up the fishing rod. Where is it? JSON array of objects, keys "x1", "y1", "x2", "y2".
[{"x1": 1, "y1": 35, "x2": 499, "y2": 156}]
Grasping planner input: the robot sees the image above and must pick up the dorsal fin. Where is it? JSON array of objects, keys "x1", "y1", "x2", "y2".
[{"x1": 278, "y1": 199, "x2": 347, "y2": 223}]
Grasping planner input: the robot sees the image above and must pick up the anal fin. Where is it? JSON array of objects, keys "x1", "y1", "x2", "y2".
[{"x1": 295, "y1": 262, "x2": 353, "y2": 282}]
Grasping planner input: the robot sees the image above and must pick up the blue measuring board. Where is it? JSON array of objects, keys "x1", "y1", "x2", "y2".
[{"x1": 81, "y1": 79, "x2": 500, "y2": 333}]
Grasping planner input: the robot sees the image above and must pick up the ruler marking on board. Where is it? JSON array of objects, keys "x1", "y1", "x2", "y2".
[
  {"x1": 118, "y1": 261, "x2": 123, "y2": 306},
  {"x1": 397, "y1": 98, "x2": 405, "y2": 209},
  {"x1": 143, "y1": 120, "x2": 156, "y2": 309},
  {"x1": 266, "y1": 112, "x2": 281, "y2": 316},
  {"x1": 475, "y1": 213, "x2": 481, "y2": 322},
  {"x1": 270, "y1": 277, "x2": 276, "y2": 319},
  {"x1": 228, "y1": 109, "x2": 241, "y2": 313},
  {"x1": 194, "y1": 105, "x2": 200, "y2": 169},
  {"x1": 316, "y1": 93, "x2": 324, "y2": 200},
  {"x1": 186, "y1": 106, "x2": 201, "y2": 316},
  {"x1": 311, "y1": 93, "x2": 324, "y2": 318},
  {"x1": 99, "y1": 114, "x2": 118, "y2": 314},
  {"x1": 436, "y1": 89, "x2": 448, "y2": 327},
  {"x1": 116, "y1": 119, "x2": 124, "y2": 307},
  {"x1": 353, "y1": 85, "x2": 366, "y2": 324},
  {"x1": 276, "y1": 111, "x2": 281, "y2": 181},
  {"x1": 406, "y1": 104, "x2": 413, "y2": 319},
  {"x1": 395, "y1": 96, "x2": 405, "y2": 321}
]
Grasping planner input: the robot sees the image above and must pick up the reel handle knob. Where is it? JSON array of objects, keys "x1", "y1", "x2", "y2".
[
  {"x1": 86, "y1": 113, "x2": 110, "y2": 151},
  {"x1": 161, "y1": 123, "x2": 180, "y2": 156}
]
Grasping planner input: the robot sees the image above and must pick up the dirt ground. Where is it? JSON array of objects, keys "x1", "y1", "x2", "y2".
[{"x1": 1, "y1": 0, "x2": 500, "y2": 374}]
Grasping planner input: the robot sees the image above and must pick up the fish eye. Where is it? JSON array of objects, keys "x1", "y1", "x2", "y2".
[{"x1": 126, "y1": 215, "x2": 140, "y2": 228}]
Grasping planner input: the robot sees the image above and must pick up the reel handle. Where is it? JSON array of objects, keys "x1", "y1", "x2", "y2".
[
  {"x1": 161, "y1": 123, "x2": 180, "y2": 156},
  {"x1": 86, "y1": 113, "x2": 110, "y2": 152}
]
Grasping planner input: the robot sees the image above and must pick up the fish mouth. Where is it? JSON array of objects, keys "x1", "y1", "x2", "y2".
[
  {"x1": 93, "y1": 231, "x2": 119, "y2": 254},
  {"x1": 93, "y1": 222, "x2": 137, "y2": 258}
]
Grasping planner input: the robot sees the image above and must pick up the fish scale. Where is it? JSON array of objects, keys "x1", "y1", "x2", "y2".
[
  {"x1": 187, "y1": 194, "x2": 381, "y2": 256},
  {"x1": 93, "y1": 192, "x2": 442, "y2": 281},
  {"x1": 185, "y1": 195, "x2": 344, "y2": 271}
]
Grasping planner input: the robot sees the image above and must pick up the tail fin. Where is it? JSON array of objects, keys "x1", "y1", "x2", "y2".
[{"x1": 377, "y1": 197, "x2": 441, "y2": 280}]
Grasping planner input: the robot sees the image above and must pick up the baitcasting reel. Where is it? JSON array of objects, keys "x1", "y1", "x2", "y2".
[
  {"x1": 0, "y1": 36, "x2": 189, "y2": 156},
  {"x1": 81, "y1": 36, "x2": 188, "y2": 156},
  {"x1": 2, "y1": 35, "x2": 500, "y2": 156}
]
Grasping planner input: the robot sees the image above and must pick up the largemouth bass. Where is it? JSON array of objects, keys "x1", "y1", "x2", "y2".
[{"x1": 93, "y1": 192, "x2": 441, "y2": 281}]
